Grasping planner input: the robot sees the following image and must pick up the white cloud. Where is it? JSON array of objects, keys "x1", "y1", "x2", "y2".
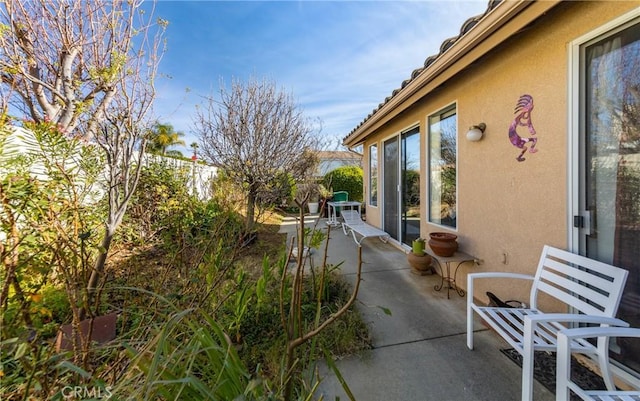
[{"x1": 154, "y1": 1, "x2": 489, "y2": 151}]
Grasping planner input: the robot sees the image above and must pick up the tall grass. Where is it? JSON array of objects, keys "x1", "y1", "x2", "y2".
[{"x1": 112, "y1": 306, "x2": 266, "y2": 400}]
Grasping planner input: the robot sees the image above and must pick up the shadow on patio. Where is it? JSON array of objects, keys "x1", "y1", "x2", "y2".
[{"x1": 280, "y1": 216, "x2": 555, "y2": 401}]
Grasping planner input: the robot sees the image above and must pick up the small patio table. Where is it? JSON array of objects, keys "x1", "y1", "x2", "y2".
[
  {"x1": 326, "y1": 201, "x2": 361, "y2": 226},
  {"x1": 427, "y1": 250, "x2": 478, "y2": 299}
]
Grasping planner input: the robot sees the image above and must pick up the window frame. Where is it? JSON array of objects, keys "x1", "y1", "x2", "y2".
[
  {"x1": 368, "y1": 143, "x2": 378, "y2": 207},
  {"x1": 567, "y1": 9, "x2": 640, "y2": 383},
  {"x1": 427, "y1": 103, "x2": 458, "y2": 229}
]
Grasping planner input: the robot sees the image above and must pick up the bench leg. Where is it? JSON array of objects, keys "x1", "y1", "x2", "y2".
[
  {"x1": 556, "y1": 334, "x2": 572, "y2": 401},
  {"x1": 467, "y1": 276, "x2": 474, "y2": 350},
  {"x1": 522, "y1": 319, "x2": 535, "y2": 401},
  {"x1": 597, "y1": 337, "x2": 616, "y2": 391},
  {"x1": 467, "y1": 313, "x2": 474, "y2": 350}
]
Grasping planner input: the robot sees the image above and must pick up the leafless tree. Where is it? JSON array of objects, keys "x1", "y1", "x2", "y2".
[
  {"x1": 194, "y1": 77, "x2": 319, "y2": 232},
  {"x1": 1, "y1": 1, "x2": 166, "y2": 297},
  {"x1": 87, "y1": 50, "x2": 161, "y2": 295},
  {"x1": 0, "y1": 0, "x2": 166, "y2": 136}
]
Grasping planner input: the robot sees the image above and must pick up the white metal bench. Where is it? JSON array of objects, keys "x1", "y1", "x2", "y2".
[
  {"x1": 557, "y1": 326, "x2": 640, "y2": 401},
  {"x1": 340, "y1": 210, "x2": 389, "y2": 246},
  {"x1": 467, "y1": 245, "x2": 630, "y2": 401}
]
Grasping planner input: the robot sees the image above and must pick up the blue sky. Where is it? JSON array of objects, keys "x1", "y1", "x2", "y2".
[{"x1": 151, "y1": 0, "x2": 489, "y2": 155}]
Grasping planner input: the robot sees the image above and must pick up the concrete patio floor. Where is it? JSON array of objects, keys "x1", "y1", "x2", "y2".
[{"x1": 279, "y1": 215, "x2": 555, "y2": 401}]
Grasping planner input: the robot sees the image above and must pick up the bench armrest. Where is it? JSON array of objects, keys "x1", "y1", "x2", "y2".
[
  {"x1": 524, "y1": 313, "x2": 629, "y2": 328},
  {"x1": 468, "y1": 272, "x2": 535, "y2": 281},
  {"x1": 523, "y1": 314, "x2": 630, "y2": 386},
  {"x1": 467, "y1": 272, "x2": 535, "y2": 303},
  {"x1": 558, "y1": 326, "x2": 640, "y2": 340}
]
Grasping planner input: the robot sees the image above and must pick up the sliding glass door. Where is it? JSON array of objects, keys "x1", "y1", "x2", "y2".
[
  {"x1": 576, "y1": 17, "x2": 639, "y2": 374},
  {"x1": 401, "y1": 128, "x2": 421, "y2": 246},
  {"x1": 383, "y1": 128, "x2": 421, "y2": 245}
]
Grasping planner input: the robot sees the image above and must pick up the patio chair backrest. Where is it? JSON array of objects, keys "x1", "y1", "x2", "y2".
[
  {"x1": 529, "y1": 245, "x2": 629, "y2": 317},
  {"x1": 333, "y1": 191, "x2": 348, "y2": 202},
  {"x1": 341, "y1": 210, "x2": 363, "y2": 225},
  {"x1": 332, "y1": 191, "x2": 349, "y2": 214}
]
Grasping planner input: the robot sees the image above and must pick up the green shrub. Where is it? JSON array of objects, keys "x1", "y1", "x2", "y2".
[
  {"x1": 257, "y1": 171, "x2": 296, "y2": 209},
  {"x1": 230, "y1": 265, "x2": 370, "y2": 383},
  {"x1": 322, "y1": 165, "x2": 364, "y2": 202},
  {"x1": 0, "y1": 119, "x2": 103, "y2": 342},
  {"x1": 123, "y1": 161, "x2": 192, "y2": 243},
  {"x1": 123, "y1": 161, "x2": 245, "y2": 271}
]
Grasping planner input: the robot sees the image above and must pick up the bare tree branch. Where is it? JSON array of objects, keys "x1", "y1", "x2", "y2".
[
  {"x1": 1, "y1": 0, "x2": 166, "y2": 138},
  {"x1": 194, "y1": 77, "x2": 319, "y2": 231}
]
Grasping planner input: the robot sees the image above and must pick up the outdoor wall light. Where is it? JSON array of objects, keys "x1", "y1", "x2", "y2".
[{"x1": 466, "y1": 123, "x2": 486, "y2": 142}]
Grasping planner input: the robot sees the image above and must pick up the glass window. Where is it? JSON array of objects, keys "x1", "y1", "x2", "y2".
[
  {"x1": 581, "y1": 18, "x2": 639, "y2": 373},
  {"x1": 428, "y1": 105, "x2": 457, "y2": 228},
  {"x1": 369, "y1": 144, "x2": 378, "y2": 206},
  {"x1": 402, "y1": 128, "x2": 421, "y2": 245}
]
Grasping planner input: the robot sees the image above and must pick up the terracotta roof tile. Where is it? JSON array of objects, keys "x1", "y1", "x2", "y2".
[{"x1": 343, "y1": 0, "x2": 500, "y2": 144}]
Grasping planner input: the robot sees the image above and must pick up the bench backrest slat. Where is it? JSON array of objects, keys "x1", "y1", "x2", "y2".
[
  {"x1": 543, "y1": 257, "x2": 618, "y2": 291},
  {"x1": 530, "y1": 245, "x2": 628, "y2": 317},
  {"x1": 538, "y1": 270, "x2": 612, "y2": 312}
]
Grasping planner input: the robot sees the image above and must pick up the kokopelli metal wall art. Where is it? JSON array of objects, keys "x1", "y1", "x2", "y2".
[{"x1": 508, "y1": 94, "x2": 538, "y2": 162}]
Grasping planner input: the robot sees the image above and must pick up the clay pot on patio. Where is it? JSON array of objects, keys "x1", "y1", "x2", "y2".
[
  {"x1": 407, "y1": 251, "x2": 433, "y2": 274},
  {"x1": 428, "y1": 232, "x2": 458, "y2": 257}
]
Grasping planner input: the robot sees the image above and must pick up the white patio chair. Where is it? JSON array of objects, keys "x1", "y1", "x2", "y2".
[
  {"x1": 340, "y1": 209, "x2": 389, "y2": 246},
  {"x1": 556, "y1": 326, "x2": 640, "y2": 401}
]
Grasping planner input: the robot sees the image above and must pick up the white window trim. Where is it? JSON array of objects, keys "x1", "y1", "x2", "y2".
[
  {"x1": 368, "y1": 143, "x2": 378, "y2": 207},
  {"x1": 426, "y1": 102, "x2": 458, "y2": 230}
]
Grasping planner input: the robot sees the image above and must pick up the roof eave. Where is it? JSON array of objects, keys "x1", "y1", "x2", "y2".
[{"x1": 343, "y1": 0, "x2": 561, "y2": 148}]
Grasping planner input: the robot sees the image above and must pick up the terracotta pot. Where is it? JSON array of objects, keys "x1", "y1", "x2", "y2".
[
  {"x1": 407, "y1": 252, "x2": 433, "y2": 272},
  {"x1": 56, "y1": 312, "x2": 117, "y2": 352},
  {"x1": 428, "y1": 232, "x2": 458, "y2": 257}
]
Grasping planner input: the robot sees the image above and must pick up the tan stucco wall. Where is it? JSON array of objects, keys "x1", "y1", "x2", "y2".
[{"x1": 361, "y1": 1, "x2": 639, "y2": 308}]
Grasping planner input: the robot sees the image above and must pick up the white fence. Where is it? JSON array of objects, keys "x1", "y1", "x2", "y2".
[
  {"x1": 1, "y1": 126, "x2": 218, "y2": 200},
  {"x1": 139, "y1": 152, "x2": 218, "y2": 199}
]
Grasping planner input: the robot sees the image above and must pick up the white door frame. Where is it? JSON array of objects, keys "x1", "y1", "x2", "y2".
[
  {"x1": 567, "y1": 7, "x2": 640, "y2": 253},
  {"x1": 566, "y1": 8, "x2": 640, "y2": 385}
]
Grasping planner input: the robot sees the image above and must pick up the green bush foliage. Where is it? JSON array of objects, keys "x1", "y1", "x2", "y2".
[
  {"x1": 322, "y1": 165, "x2": 364, "y2": 202},
  {"x1": 1, "y1": 121, "x2": 103, "y2": 337},
  {"x1": 1, "y1": 120, "x2": 107, "y2": 397},
  {"x1": 2, "y1": 122, "x2": 368, "y2": 401},
  {"x1": 257, "y1": 171, "x2": 296, "y2": 209},
  {"x1": 123, "y1": 161, "x2": 192, "y2": 243},
  {"x1": 123, "y1": 161, "x2": 244, "y2": 270},
  {"x1": 224, "y1": 256, "x2": 371, "y2": 397}
]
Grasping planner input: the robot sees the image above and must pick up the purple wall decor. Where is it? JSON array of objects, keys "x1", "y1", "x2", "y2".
[{"x1": 509, "y1": 94, "x2": 539, "y2": 162}]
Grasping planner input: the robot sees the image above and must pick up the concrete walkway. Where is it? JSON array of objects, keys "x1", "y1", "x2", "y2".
[{"x1": 280, "y1": 215, "x2": 554, "y2": 401}]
